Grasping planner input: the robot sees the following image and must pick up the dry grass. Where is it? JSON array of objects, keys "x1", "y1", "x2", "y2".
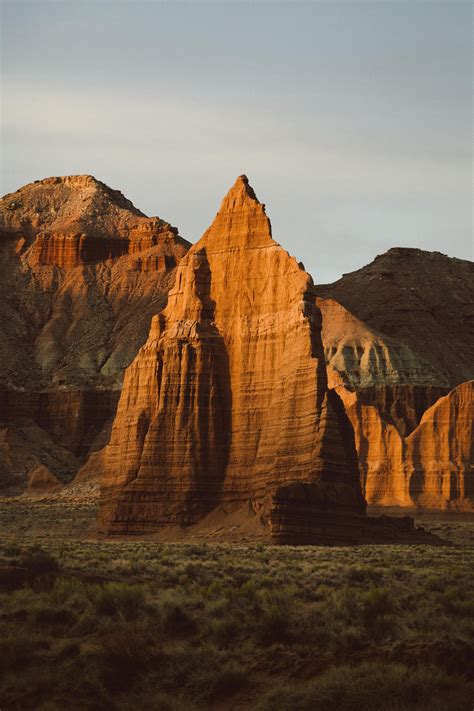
[{"x1": 0, "y1": 501, "x2": 473, "y2": 710}]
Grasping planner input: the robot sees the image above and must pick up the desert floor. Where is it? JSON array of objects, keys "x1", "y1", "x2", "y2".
[{"x1": 1, "y1": 498, "x2": 473, "y2": 710}]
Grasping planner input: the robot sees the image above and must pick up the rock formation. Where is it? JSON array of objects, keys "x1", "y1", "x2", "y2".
[
  {"x1": 1, "y1": 174, "x2": 472, "y2": 518},
  {"x1": 319, "y1": 250, "x2": 474, "y2": 510},
  {"x1": 98, "y1": 176, "x2": 366, "y2": 538},
  {"x1": 318, "y1": 248, "x2": 474, "y2": 388},
  {"x1": 407, "y1": 381, "x2": 473, "y2": 510},
  {"x1": 330, "y1": 379, "x2": 473, "y2": 511},
  {"x1": 0, "y1": 175, "x2": 190, "y2": 492},
  {"x1": 0, "y1": 420, "x2": 79, "y2": 496}
]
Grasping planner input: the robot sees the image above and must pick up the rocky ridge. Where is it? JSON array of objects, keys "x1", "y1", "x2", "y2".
[{"x1": 0, "y1": 175, "x2": 190, "y2": 493}]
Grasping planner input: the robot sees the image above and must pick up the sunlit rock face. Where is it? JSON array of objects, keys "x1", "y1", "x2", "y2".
[
  {"x1": 407, "y1": 381, "x2": 473, "y2": 510},
  {"x1": 99, "y1": 176, "x2": 365, "y2": 536},
  {"x1": 2, "y1": 174, "x2": 472, "y2": 516},
  {"x1": 319, "y1": 249, "x2": 474, "y2": 511},
  {"x1": 330, "y1": 372, "x2": 474, "y2": 511}
]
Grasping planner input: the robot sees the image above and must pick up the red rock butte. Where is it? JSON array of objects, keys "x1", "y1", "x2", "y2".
[{"x1": 98, "y1": 175, "x2": 369, "y2": 541}]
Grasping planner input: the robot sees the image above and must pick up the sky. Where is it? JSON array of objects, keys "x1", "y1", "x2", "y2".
[{"x1": 1, "y1": 0, "x2": 472, "y2": 283}]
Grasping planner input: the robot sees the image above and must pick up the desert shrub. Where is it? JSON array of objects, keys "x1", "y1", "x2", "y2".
[
  {"x1": 161, "y1": 602, "x2": 197, "y2": 637},
  {"x1": 20, "y1": 546, "x2": 60, "y2": 588},
  {"x1": 333, "y1": 623, "x2": 366, "y2": 652},
  {"x1": 360, "y1": 587, "x2": 396, "y2": 622},
  {"x1": 3, "y1": 543, "x2": 22, "y2": 557},
  {"x1": 184, "y1": 561, "x2": 200, "y2": 578},
  {"x1": 93, "y1": 582, "x2": 146, "y2": 620},
  {"x1": 0, "y1": 631, "x2": 49, "y2": 672},
  {"x1": 187, "y1": 544, "x2": 208, "y2": 557},
  {"x1": 55, "y1": 640, "x2": 81, "y2": 661},
  {"x1": 359, "y1": 587, "x2": 397, "y2": 640},
  {"x1": 159, "y1": 643, "x2": 223, "y2": 697},
  {"x1": 346, "y1": 565, "x2": 381, "y2": 585},
  {"x1": 298, "y1": 603, "x2": 333, "y2": 646},
  {"x1": 259, "y1": 661, "x2": 454, "y2": 711},
  {"x1": 209, "y1": 615, "x2": 240, "y2": 646},
  {"x1": 331, "y1": 586, "x2": 361, "y2": 621},
  {"x1": 257, "y1": 591, "x2": 292, "y2": 644},
  {"x1": 98, "y1": 622, "x2": 157, "y2": 691},
  {"x1": 34, "y1": 605, "x2": 76, "y2": 627},
  {"x1": 50, "y1": 576, "x2": 89, "y2": 612},
  {"x1": 209, "y1": 663, "x2": 249, "y2": 701},
  {"x1": 441, "y1": 585, "x2": 474, "y2": 617},
  {"x1": 119, "y1": 690, "x2": 195, "y2": 711}
]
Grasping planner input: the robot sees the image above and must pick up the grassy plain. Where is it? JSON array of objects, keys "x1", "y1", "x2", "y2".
[{"x1": 1, "y1": 499, "x2": 473, "y2": 710}]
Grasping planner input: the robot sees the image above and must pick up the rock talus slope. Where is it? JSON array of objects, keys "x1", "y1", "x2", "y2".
[{"x1": 99, "y1": 176, "x2": 366, "y2": 539}]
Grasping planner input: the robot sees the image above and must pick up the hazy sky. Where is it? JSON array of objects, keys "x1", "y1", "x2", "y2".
[{"x1": 2, "y1": 0, "x2": 472, "y2": 282}]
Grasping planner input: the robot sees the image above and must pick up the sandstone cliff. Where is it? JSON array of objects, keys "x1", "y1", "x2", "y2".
[
  {"x1": 318, "y1": 250, "x2": 473, "y2": 510},
  {"x1": 1, "y1": 175, "x2": 190, "y2": 389},
  {"x1": 329, "y1": 371, "x2": 473, "y2": 510},
  {"x1": 407, "y1": 381, "x2": 473, "y2": 510},
  {"x1": 0, "y1": 176, "x2": 190, "y2": 491},
  {"x1": 98, "y1": 176, "x2": 365, "y2": 538}
]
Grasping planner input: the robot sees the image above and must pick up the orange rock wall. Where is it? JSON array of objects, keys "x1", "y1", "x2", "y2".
[
  {"x1": 27, "y1": 228, "x2": 184, "y2": 270},
  {"x1": 407, "y1": 381, "x2": 473, "y2": 509},
  {"x1": 99, "y1": 177, "x2": 364, "y2": 534},
  {"x1": 338, "y1": 381, "x2": 473, "y2": 510},
  {"x1": 28, "y1": 234, "x2": 129, "y2": 269},
  {"x1": 356, "y1": 385, "x2": 450, "y2": 436}
]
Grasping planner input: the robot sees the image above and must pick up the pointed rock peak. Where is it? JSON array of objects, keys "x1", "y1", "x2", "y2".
[
  {"x1": 197, "y1": 174, "x2": 272, "y2": 250},
  {"x1": 218, "y1": 174, "x2": 263, "y2": 213},
  {"x1": 234, "y1": 174, "x2": 260, "y2": 202}
]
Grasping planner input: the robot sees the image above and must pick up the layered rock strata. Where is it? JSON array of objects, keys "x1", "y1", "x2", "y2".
[
  {"x1": 332, "y1": 378, "x2": 473, "y2": 510},
  {"x1": 318, "y1": 251, "x2": 474, "y2": 510},
  {"x1": 99, "y1": 176, "x2": 366, "y2": 537},
  {"x1": 0, "y1": 421, "x2": 79, "y2": 496},
  {"x1": 408, "y1": 381, "x2": 473, "y2": 509},
  {"x1": 0, "y1": 175, "x2": 190, "y2": 493},
  {"x1": 0, "y1": 175, "x2": 190, "y2": 390},
  {"x1": 0, "y1": 388, "x2": 119, "y2": 457},
  {"x1": 2, "y1": 174, "x2": 472, "y2": 518},
  {"x1": 318, "y1": 248, "x2": 474, "y2": 388}
]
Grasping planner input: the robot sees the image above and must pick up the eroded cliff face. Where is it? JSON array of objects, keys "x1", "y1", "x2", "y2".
[
  {"x1": 407, "y1": 381, "x2": 473, "y2": 510},
  {"x1": 318, "y1": 248, "x2": 474, "y2": 388},
  {"x1": 330, "y1": 375, "x2": 473, "y2": 510},
  {"x1": 318, "y1": 298, "x2": 452, "y2": 390},
  {"x1": 1, "y1": 175, "x2": 190, "y2": 390},
  {"x1": 99, "y1": 176, "x2": 365, "y2": 536},
  {"x1": 0, "y1": 176, "x2": 190, "y2": 492},
  {"x1": 319, "y1": 250, "x2": 474, "y2": 510}
]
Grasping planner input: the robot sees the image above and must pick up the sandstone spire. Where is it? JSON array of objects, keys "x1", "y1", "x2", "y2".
[
  {"x1": 98, "y1": 175, "x2": 365, "y2": 540},
  {"x1": 199, "y1": 173, "x2": 272, "y2": 250}
]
